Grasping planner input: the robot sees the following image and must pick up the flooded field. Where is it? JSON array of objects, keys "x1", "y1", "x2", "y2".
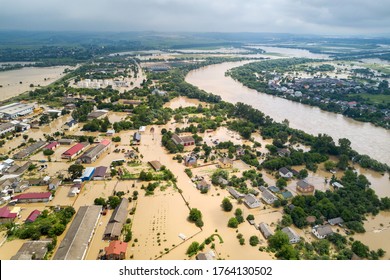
[
  {"x1": 0, "y1": 66, "x2": 69, "y2": 101},
  {"x1": 164, "y1": 97, "x2": 207, "y2": 110}
]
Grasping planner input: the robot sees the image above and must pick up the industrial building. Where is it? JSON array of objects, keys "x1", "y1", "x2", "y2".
[
  {"x1": 11, "y1": 240, "x2": 52, "y2": 260},
  {"x1": 61, "y1": 142, "x2": 88, "y2": 160},
  {"x1": 12, "y1": 192, "x2": 52, "y2": 203},
  {"x1": 79, "y1": 139, "x2": 111, "y2": 164},
  {"x1": 81, "y1": 167, "x2": 95, "y2": 181},
  {"x1": 0, "y1": 103, "x2": 34, "y2": 119},
  {"x1": 0, "y1": 123, "x2": 15, "y2": 136},
  {"x1": 53, "y1": 205, "x2": 101, "y2": 260},
  {"x1": 104, "y1": 198, "x2": 129, "y2": 240},
  {"x1": 13, "y1": 141, "x2": 47, "y2": 159}
]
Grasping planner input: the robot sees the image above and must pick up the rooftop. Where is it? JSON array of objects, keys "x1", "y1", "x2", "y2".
[
  {"x1": 105, "y1": 241, "x2": 127, "y2": 256},
  {"x1": 53, "y1": 205, "x2": 102, "y2": 260},
  {"x1": 13, "y1": 192, "x2": 52, "y2": 200}
]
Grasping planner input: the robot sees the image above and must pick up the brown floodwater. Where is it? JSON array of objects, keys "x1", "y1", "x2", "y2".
[
  {"x1": 185, "y1": 61, "x2": 390, "y2": 166},
  {"x1": 355, "y1": 212, "x2": 390, "y2": 259},
  {"x1": 0, "y1": 66, "x2": 69, "y2": 101}
]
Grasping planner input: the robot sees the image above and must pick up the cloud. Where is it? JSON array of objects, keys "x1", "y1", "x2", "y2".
[{"x1": 0, "y1": 0, "x2": 389, "y2": 35}]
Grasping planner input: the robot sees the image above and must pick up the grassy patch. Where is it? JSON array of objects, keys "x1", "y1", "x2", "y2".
[{"x1": 355, "y1": 94, "x2": 390, "y2": 104}]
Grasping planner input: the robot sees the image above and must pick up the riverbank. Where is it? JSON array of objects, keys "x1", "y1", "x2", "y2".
[{"x1": 185, "y1": 61, "x2": 390, "y2": 166}]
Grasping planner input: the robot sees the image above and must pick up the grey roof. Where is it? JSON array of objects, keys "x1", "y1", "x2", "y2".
[
  {"x1": 0, "y1": 122, "x2": 15, "y2": 132},
  {"x1": 149, "y1": 160, "x2": 162, "y2": 171},
  {"x1": 53, "y1": 206, "x2": 101, "y2": 260},
  {"x1": 258, "y1": 222, "x2": 274, "y2": 239},
  {"x1": 87, "y1": 110, "x2": 107, "y2": 119},
  {"x1": 133, "y1": 132, "x2": 141, "y2": 141},
  {"x1": 93, "y1": 166, "x2": 108, "y2": 178},
  {"x1": 219, "y1": 157, "x2": 233, "y2": 165},
  {"x1": 171, "y1": 134, "x2": 194, "y2": 145},
  {"x1": 13, "y1": 141, "x2": 46, "y2": 159},
  {"x1": 58, "y1": 138, "x2": 74, "y2": 145},
  {"x1": 262, "y1": 189, "x2": 278, "y2": 203},
  {"x1": 244, "y1": 194, "x2": 261, "y2": 208},
  {"x1": 268, "y1": 186, "x2": 280, "y2": 193},
  {"x1": 279, "y1": 167, "x2": 291, "y2": 175},
  {"x1": 313, "y1": 225, "x2": 333, "y2": 237},
  {"x1": 80, "y1": 144, "x2": 106, "y2": 161},
  {"x1": 197, "y1": 179, "x2": 210, "y2": 190},
  {"x1": 11, "y1": 240, "x2": 52, "y2": 260},
  {"x1": 104, "y1": 222, "x2": 123, "y2": 239},
  {"x1": 109, "y1": 198, "x2": 129, "y2": 224},
  {"x1": 228, "y1": 187, "x2": 244, "y2": 199},
  {"x1": 328, "y1": 217, "x2": 344, "y2": 226},
  {"x1": 297, "y1": 180, "x2": 310, "y2": 189},
  {"x1": 99, "y1": 198, "x2": 125, "y2": 240},
  {"x1": 218, "y1": 177, "x2": 228, "y2": 186},
  {"x1": 282, "y1": 227, "x2": 300, "y2": 242}
]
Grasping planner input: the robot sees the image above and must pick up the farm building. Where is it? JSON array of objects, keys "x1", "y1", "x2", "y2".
[{"x1": 12, "y1": 192, "x2": 52, "y2": 203}]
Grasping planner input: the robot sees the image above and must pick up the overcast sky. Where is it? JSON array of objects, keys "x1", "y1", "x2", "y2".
[{"x1": 1, "y1": 0, "x2": 389, "y2": 35}]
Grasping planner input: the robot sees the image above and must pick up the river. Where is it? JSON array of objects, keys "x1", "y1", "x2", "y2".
[{"x1": 185, "y1": 61, "x2": 390, "y2": 166}]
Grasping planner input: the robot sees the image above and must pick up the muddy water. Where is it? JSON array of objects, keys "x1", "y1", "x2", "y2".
[
  {"x1": 0, "y1": 66, "x2": 69, "y2": 101},
  {"x1": 355, "y1": 212, "x2": 390, "y2": 259},
  {"x1": 164, "y1": 97, "x2": 207, "y2": 110},
  {"x1": 186, "y1": 61, "x2": 390, "y2": 166}
]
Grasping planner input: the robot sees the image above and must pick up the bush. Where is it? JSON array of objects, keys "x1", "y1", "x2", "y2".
[
  {"x1": 228, "y1": 217, "x2": 239, "y2": 228},
  {"x1": 43, "y1": 149, "x2": 54, "y2": 156},
  {"x1": 222, "y1": 198, "x2": 233, "y2": 212},
  {"x1": 249, "y1": 236, "x2": 260, "y2": 246},
  {"x1": 186, "y1": 241, "x2": 200, "y2": 256}
]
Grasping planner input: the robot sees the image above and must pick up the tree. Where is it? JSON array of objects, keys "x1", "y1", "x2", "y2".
[
  {"x1": 43, "y1": 149, "x2": 54, "y2": 156},
  {"x1": 276, "y1": 244, "x2": 299, "y2": 260},
  {"x1": 276, "y1": 178, "x2": 287, "y2": 189},
  {"x1": 23, "y1": 134, "x2": 28, "y2": 141},
  {"x1": 94, "y1": 197, "x2": 107, "y2": 207},
  {"x1": 324, "y1": 160, "x2": 336, "y2": 171},
  {"x1": 189, "y1": 208, "x2": 202, "y2": 222},
  {"x1": 107, "y1": 196, "x2": 121, "y2": 209},
  {"x1": 290, "y1": 206, "x2": 307, "y2": 228},
  {"x1": 186, "y1": 241, "x2": 199, "y2": 255},
  {"x1": 268, "y1": 230, "x2": 290, "y2": 250},
  {"x1": 249, "y1": 235, "x2": 260, "y2": 246},
  {"x1": 228, "y1": 217, "x2": 239, "y2": 228},
  {"x1": 68, "y1": 164, "x2": 84, "y2": 180},
  {"x1": 39, "y1": 114, "x2": 50, "y2": 125},
  {"x1": 281, "y1": 214, "x2": 293, "y2": 227},
  {"x1": 222, "y1": 198, "x2": 233, "y2": 212},
  {"x1": 48, "y1": 223, "x2": 65, "y2": 237},
  {"x1": 246, "y1": 214, "x2": 255, "y2": 221},
  {"x1": 352, "y1": 241, "x2": 369, "y2": 258},
  {"x1": 297, "y1": 169, "x2": 308, "y2": 179},
  {"x1": 337, "y1": 154, "x2": 349, "y2": 170}
]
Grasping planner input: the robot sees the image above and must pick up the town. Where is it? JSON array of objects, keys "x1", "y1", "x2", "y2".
[{"x1": 0, "y1": 47, "x2": 389, "y2": 261}]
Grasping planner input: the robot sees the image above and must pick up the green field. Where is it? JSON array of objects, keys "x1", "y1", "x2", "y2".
[
  {"x1": 356, "y1": 94, "x2": 390, "y2": 104},
  {"x1": 363, "y1": 63, "x2": 390, "y2": 75}
]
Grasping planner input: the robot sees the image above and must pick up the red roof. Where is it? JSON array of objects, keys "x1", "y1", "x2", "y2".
[
  {"x1": 0, "y1": 206, "x2": 17, "y2": 219},
  {"x1": 105, "y1": 241, "x2": 127, "y2": 256},
  {"x1": 13, "y1": 192, "x2": 52, "y2": 200},
  {"x1": 26, "y1": 210, "x2": 41, "y2": 222},
  {"x1": 62, "y1": 143, "x2": 85, "y2": 156},
  {"x1": 100, "y1": 139, "x2": 111, "y2": 147},
  {"x1": 44, "y1": 141, "x2": 59, "y2": 150}
]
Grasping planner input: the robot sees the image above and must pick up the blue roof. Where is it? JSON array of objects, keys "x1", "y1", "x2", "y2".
[
  {"x1": 281, "y1": 191, "x2": 293, "y2": 199},
  {"x1": 82, "y1": 167, "x2": 95, "y2": 181},
  {"x1": 66, "y1": 120, "x2": 77, "y2": 126},
  {"x1": 268, "y1": 186, "x2": 280, "y2": 193}
]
